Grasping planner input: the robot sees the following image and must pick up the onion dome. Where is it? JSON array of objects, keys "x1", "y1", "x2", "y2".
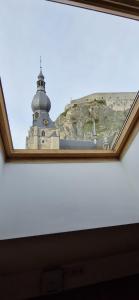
[{"x1": 32, "y1": 91, "x2": 51, "y2": 112}]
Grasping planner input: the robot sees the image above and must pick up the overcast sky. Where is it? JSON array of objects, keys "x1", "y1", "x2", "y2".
[{"x1": 0, "y1": 0, "x2": 139, "y2": 148}]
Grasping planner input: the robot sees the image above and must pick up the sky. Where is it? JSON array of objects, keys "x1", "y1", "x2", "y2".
[{"x1": 0, "y1": 0, "x2": 139, "y2": 148}]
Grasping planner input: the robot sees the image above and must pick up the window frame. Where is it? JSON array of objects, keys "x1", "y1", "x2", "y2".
[
  {"x1": 1, "y1": 0, "x2": 139, "y2": 162},
  {"x1": 48, "y1": 0, "x2": 139, "y2": 21},
  {"x1": 0, "y1": 80, "x2": 139, "y2": 161}
]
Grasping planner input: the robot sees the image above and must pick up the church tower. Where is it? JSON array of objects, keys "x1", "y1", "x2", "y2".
[{"x1": 26, "y1": 60, "x2": 60, "y2": 149}]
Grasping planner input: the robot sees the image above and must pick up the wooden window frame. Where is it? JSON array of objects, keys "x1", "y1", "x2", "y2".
[
  {"x1": 48, "y1": 0, "x2": 139, "y2": 21},
  {"x1": 0, "y1": 80, "x2": 139, "y2": 162},
  {"x1": 1, "y1": 0, "x2": 139, "y2": 162}
]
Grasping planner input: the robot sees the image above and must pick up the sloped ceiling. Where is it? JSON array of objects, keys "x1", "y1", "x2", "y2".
[{"x1": 48, "y1": 0, "x2": 139, "y2": 20}]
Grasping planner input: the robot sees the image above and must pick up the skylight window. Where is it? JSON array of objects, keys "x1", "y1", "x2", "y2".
[{"x1": 0, "y1": 0, "x2": 139, "y2": 160}]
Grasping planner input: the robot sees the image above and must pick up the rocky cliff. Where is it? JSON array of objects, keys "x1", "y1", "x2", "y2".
[{"x1": 55, "y1": 92, "x2": 136, "y2": 145}]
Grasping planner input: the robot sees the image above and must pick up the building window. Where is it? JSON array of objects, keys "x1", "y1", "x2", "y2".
[
  {"x1": 35, "y1": 112, "x2": 39, "y2": 119},
  {"x1": 42, "y1": 130, "x2": 45, "y2": 137}
]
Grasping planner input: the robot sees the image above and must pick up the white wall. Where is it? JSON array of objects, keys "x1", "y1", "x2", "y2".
[
  {"x1": 122, "y1": 131, "x2": 139, "y2": 198},
  {"x1": 0, "y1": 148, "x2": 4, "y2": 181},
  {"x1": 1, "y1": 131, "x2": 139, "y2": 240},
  {"x1": 0, "y1": 153, "x2": 139, "y2": 240}
]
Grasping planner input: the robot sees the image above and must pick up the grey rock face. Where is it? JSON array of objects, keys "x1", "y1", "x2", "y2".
[{"x1": 55, "y1": 92, "x2": 136, "y2": 144}]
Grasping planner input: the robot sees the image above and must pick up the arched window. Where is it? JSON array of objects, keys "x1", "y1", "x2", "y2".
[
  {"x1": 35, "y1": 112, "x2": 39, "y2": 119},
  {"x1": 42, "y1": 130, "x2": 45, "y2": 137},
  {"x1": 39, "y1": 80, "x2": 44, "y2": 86}
]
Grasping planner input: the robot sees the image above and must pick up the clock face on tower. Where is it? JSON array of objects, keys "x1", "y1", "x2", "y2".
[{"x1": 43, "y1": 119, "x2": 48, "y2": 126}]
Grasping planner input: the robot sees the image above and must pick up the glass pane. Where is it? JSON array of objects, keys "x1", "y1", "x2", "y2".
[{"x1": 0, "y1": 0, "x2": 138, "y2": 150}]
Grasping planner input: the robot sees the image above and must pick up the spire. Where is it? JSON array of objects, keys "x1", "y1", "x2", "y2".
[
  {"x1": 39, "y1": 56, "x2": 43, "y2": 76},
  {"x1": 38, "y1": 56, "x2": 44, "y2": 78},
  {"x1": 32, "y1": 59, "x2": 51, "y2": 113},
  {"x1": 37, "y1": 57, "x2": 45, "y2": 92},
  {"x1": 40, "y1": 56, "x2": 42, "y2": 72}
]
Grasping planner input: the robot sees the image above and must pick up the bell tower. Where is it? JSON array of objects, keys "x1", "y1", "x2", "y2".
[
  {"x1": 31, "y1": 57, "x2": 54, "y2": 129},
  {"x1": 26, "y1": 58, "x2": 60, "y2": 150}
]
